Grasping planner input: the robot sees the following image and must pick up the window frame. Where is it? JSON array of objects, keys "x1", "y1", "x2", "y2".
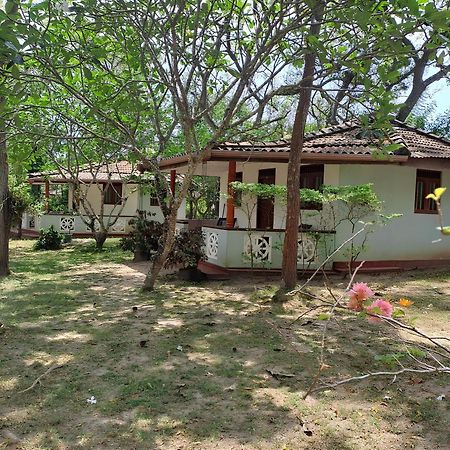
[
  {"x1": 104, "y1": 183, "x2": 123, "y2": 205},
  {"x1": 414, "y1": 169, "x2": 441, "y2": 215},
  {"x1": 300, "y1": 164, "x2": 324, "y2": 211}
]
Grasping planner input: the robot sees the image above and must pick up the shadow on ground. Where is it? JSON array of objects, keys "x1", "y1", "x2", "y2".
[{"x1": 0, "y1": 241, "x2": 449, "y2": 449}]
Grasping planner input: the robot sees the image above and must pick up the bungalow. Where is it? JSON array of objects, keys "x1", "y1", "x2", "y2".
[
  {"x1": 159, "y1": 120, "x2": 450, "y2": 273},
  {"x1": 23, "y1": 161, "x2": 185, "y2": 236}
]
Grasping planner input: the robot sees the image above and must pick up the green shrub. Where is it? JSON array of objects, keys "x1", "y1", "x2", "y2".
[
  {"x1": 120, "y1": 211, "x2": 205, "y2": 267},
  {"x1": 62, "y1": 233, "x2": 72, "y2": 244},
  {"x1": 34, "y1": 226, "x2": 64, "y2": 250},
  {"x1": 166, "y1": 229, "x2": 205, "y2": 268},
  {"x1": 119, "y1": 211, "x2": 166, "y2": 260}
]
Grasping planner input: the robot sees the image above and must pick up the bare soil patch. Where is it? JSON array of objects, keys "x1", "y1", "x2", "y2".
[{"x1": 0, "y1": 241, "x2": 449, "y2": 449}]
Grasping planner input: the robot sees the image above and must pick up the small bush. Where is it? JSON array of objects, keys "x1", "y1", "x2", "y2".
[
  {"x1": 166, "y1": 229, "x2": 205, "y2": 268},
  {"x1": 120, "y1": 211, "x2": 205, "y2": 267},
  {"x1": 34, "y1": 225, "x2": 64, "y2": 250},
  {"x1": 62, "y1": 233, "x2": 72, "y2": 244},
  {"x1": 119, "y1": 211, "x2": 166, "y2": 260}
]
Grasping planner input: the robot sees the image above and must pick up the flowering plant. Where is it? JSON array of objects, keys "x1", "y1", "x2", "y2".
[{"x1": 346, "y1": 282, "x2": 409, "y2": 323}]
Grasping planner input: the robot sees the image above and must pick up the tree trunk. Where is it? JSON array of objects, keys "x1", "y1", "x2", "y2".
[
  {"x1": 17, "y1": 218, "x2": 22, "y2": 239},
  {"x1": 94, "y1": 231, "x2": 107, "y2": 250},
  {"x1": 0, "y1": 129, "x2": 10, "y2": 277},
  {"x1": 396, "y1": 82, "x2": 429, "y2": 122},
  {"x1": 143, "y1": 209, "x2": 178, "y2": 291},
  {"x1": 279, "y1": 2, "x2": 323, "y2": 292},
  {"x1": 395, "y1": 51, "x2": 448, "y2": 123},
  {"x1": 142, "y1": 150, "x2": 199, "y2": 291}
]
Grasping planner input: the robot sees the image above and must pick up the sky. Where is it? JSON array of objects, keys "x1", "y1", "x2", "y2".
[
  {"x1": 430, "y1": 82, "x2": 450, "y2": 113},
  {"x1": 432, "y1": 81, "x2": 450, "y2": 114}
]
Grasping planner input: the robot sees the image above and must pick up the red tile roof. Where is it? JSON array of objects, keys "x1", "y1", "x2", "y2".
[
  {"x1": 213, "y1": 121, "x2": 450, "y2": 158},
  {"x1": 29, "y1": 161, "x2": 139, "y2": 183}
]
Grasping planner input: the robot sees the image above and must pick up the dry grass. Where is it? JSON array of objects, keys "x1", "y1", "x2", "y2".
[{"x1": 0, "y1": 240, "x2": 449, "y2": 449}]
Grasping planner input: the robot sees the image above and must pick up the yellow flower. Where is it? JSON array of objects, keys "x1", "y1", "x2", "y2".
[
  {"x1": 426, "y1": 187, "x2": 446, "y2": 201},
  {"x1": 398, "y1": 298, "x2": 413, "y2": 307}
]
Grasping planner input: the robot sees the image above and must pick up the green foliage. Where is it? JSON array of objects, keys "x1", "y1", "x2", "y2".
[
  {"x1": 230, "y1": 181, "x2": 380, "y2": 210},
  {"x1": 321, "y1": 184, "x2": 381, "y2": 209},
  {"x1": 375, "y1": 347, "x2": 426, "y2": 367},
  {"x1": 120, "y1": 213, "x2": 205, "y2": 268},
  {"x1": 186, "y1": 176, "x2": 220, "y2": 219},
  {"x1": 34, "y1": 225, "x2": 64, "y2": 251},
  {"x1": 120, "y1": 212, "x2": 166, "y2": 260},
  {"x1": 8, "y1": 182, "x2": 33, "y2": 227},
  {"x1": 167, "y1": 229, "x2": 206, "y2": 269},
  {"x1": 230, "y1": 182, "x2": 287, "y2": 200},
  {"x1": 47, "y1": 185, "x2": 70, "y2": 213}
]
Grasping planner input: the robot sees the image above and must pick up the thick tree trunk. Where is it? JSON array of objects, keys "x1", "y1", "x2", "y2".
[
  {"x1": 396, "y1": 83, "x2": 429, "y2": 122},
  {"x1": 143, "y1": 208, "x2": 178, "y2": 291},
  {"x1": 0, "y1": 129, "x2": 10, "y2": 277},
  {"x1": 280, "y1": 2, "x2": 323, "y2": 292},
  {"x1": 94, "y1": 231, "x2": 107, "y2": 250}
]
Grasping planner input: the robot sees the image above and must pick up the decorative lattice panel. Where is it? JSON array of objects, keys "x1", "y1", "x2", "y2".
[
  {"x1": 86, "y1": 220, "x2": 101, "y2": 232},
  {"x1": 297, "y1": 234, "x2": 316, "y2": 263},
  {"x1": 206, "y1": 232, "x2": 219, "y2": 259},
  {"x1": 244, "y1": 235, "x2": 272, "y2": 262},
  {"x1": 111, "y1": 218, "x2": 127, "y2": 232},
  {"x1": 60, "y1": 217, "x2": 75, "y2": 232}
]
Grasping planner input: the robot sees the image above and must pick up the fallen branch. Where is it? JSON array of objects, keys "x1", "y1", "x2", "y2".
[
  {"x1": 18, "y1": 364, "x2": 64, "y2": 394},
  {"x1": 290, "y1": 226, "x2": 368, "y2": 296},
  {"x1": 307, "y1": 366, "x2": 450, "y2": 395},
  {"x1": 303, "y1": 261, "x2": 365, "y2": 399}
]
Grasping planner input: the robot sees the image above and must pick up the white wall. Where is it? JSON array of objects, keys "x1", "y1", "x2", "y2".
[
  {"x1": 80, "y1": 183, "x2": 140, "y2": 217},
  {"x1": 334, "y1": 164, "x2": 450, "y2": 261},
  {"x1": 216, "y1": 161, "x2": 450, "y2": 262}
]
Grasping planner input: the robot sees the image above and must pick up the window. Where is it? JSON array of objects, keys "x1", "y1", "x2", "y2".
[
  {"x1": 300, "y1": 164, "x2": 324, "y2": 210},
  {"x1": 415, "y1": 170, "x2": 441, "y2": 214},
  {"x1": 149, "y1": 195, "x2": 159, "y2": 207},
  {"x1": 235, "y1": 171, "x2": 243, "y2": 206},
  {"x1": 300, "y1": 164, "x2": 324, "y2": 189},
  {"x1": 104, "y1": 183, "x2": 123, "y2": 205},
  {"x1": 149, "y1": 184, "x2": 159, "y2": 206}
]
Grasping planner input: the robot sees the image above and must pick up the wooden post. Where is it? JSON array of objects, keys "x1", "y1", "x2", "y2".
[
  {"x1": 226, "y1": 161, "x2": 236, "y2": 229},
  {"x1": 45, "y1": 181, "x2": 50, "y2": 212},
  {"x1": 170, "y1": 169, "x2": 176, "y2": 196}
]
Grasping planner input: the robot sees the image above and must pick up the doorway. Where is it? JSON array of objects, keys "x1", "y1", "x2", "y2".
[{"x1": 256, "y1": 168, "x2": 276, "y2": 229}]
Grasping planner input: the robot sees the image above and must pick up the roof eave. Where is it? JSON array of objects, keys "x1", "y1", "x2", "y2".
[{"x1": 158, "y1": 150, "x2": 409, "y2": 168}]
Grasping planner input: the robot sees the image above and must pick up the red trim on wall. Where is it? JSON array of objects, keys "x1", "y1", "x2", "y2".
[{"x1": 333, "y1": 259, "x2": 450, "y2": 272}]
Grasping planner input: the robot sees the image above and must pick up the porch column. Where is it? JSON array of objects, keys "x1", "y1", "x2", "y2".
[
  {"x1": 226, "y1": 160, "x2": 236, "y2": 229},
  {"x1": 170, "y1": 169, "x2": 176, "y2": 196},
  {"x1": 44, "y1": 180, "x2": 50, "y2": 212}
]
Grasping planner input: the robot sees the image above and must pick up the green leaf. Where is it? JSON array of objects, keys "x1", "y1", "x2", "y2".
[
  {"x1": 433, "y1": 187, "x2": 446, "y2": 200},
  {"x1": 83, "y1": 66, "x2": 93, "y2": 80},
  {"x1": 392, "y1": 308, "x2": 405, "y2": 318},
  {"x1": 441, "y1": 226, "x2": 450, "y2": 235},
  {"x1": 317, "y1": 313, "x2": 330, "y2": 321}
]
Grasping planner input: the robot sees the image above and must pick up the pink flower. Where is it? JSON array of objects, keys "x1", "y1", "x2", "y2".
[
  {"x1": 347, "y1": 296, "x2": 364, "y2": 311},
  {"x1": 366, "y1": 299, "x2": 393, "y2": 323},
  {"x1": 347, "y1": 282, "x2": 374, "y2": 311},
  {"x1": 349, "y1": 282, "x2": 374, "y2": 301}
]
